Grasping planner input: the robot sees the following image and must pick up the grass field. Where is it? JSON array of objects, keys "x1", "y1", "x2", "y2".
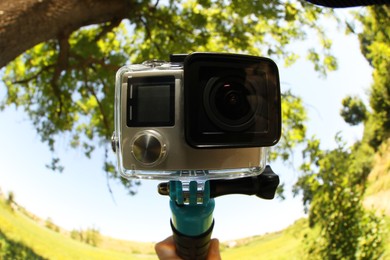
[
  {"x1": 365, "y1": 140, "x2": 390, "y2": 216},
  {"x1": 0, "y1": 199, "x2": 156, "y2": 259},
  {"x1": 1, "y1": 196, "x2": 390, "y2": 259},
  {"x1": 1, "y1": 140, "x2": 389, "y2": 259},
  {"x1": 220, "y1": 219, "x2": 306, "y2": 260},
  {"x1": 0, "y1": 194, "x2": 308, "y2": 259}
]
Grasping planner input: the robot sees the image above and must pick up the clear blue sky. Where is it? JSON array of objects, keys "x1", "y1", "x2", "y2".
[{"x1": 0, "y1": 8, "x2": 372, "y2": 242}]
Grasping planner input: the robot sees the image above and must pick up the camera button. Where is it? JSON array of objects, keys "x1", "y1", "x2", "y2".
[{"x1": 131, "y1": 130, "x2": 167, "y2": 166}]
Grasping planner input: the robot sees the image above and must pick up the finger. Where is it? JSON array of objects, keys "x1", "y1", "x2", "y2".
[
  {"x1": 155, "y1": 236, "x2": 181, "y2": 260},
  {"x1": 207, "y1": 238, "x2": 222, "y2": 260}
]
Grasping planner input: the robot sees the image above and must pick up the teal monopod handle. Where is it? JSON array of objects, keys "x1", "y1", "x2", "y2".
[
  {"x1": 169, "y1": 181, "x2": 215, "y2": 260},
  {"x1": 158, "y1": 166, "x2": 280, "y2": 259}
]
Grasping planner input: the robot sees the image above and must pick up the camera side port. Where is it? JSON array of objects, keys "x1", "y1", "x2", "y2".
[{"x1": 131, "y1": 130, "x2": 168, "y2": 166}]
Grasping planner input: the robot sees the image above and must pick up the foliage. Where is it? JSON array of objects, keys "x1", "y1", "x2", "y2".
[
  {"x1": 292, "y1": 5, "x2": 390, "y2": 259},
  {"x1": 45, "y1": 218, "x2": 60, "y2": 233},
  {"x1": 270, "y1": 90, "x2": 308, "y2": 163},
  {"x1": 70, "y1": 227, "x2": 102, "y2": 247},
  {"x1": 355, "y1": 5, "x2": 390, "y2": 149},
  {"x1": 294, "y1": 135, "x2": 385, "y2": 259},
  {"x1": 0, "y1": 230, "x2": 46, "y2": 260},
  {"x1": 1, "y1": 0, "x2": 337, "y2": 193},
  {"x1": 340, "y1": 95, "x2": 367, "y2": 126},
  {"x1": 6, "y1": 191, "x2": 14, "y2": 206},
  {"x1": 355, "y1": 211, "x2": 386, "y2": 260}
]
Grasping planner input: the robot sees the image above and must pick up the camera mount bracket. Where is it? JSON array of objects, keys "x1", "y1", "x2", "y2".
[
  {"x1": 163, "y1": 180, "x2": 215, "y2": 259},
  {"x1": 158, "y1": 165, "x2": 279, "y2": 260},
  {"x1": 165, "y1": 180, "x2": 211, "y2": 205}
]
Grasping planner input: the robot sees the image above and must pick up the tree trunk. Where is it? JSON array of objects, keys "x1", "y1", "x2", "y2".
[{"x1": 0, "y1": 0, "x2": 134, "y2": 68}]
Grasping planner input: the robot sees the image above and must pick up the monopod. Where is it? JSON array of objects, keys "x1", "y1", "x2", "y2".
[{"x1": 157, "y1": 165, "x2": 279, "y2": 260}]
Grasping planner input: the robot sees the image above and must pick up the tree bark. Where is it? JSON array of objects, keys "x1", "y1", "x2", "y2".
[{"x1": 0, "y1": 0, "x2": 134, "y2": 68}]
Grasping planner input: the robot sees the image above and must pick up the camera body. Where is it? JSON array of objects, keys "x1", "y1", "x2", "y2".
[{"x1": 113, "y1": 53, "x2": 281, "y2": 180}]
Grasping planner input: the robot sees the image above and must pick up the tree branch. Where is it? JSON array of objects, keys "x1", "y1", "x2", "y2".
[
  {"x1": 139, "y1": 16, "x2": 163, "y2": 56},
  {"x1": 93, "y1": 18, "x2": 122, "y2": 42},
  {"x1": 50, "y1": 33, "x2": 71, "y2": 117},
  {"x1": 81, "y1": 65, "x2": 111, "y2": 138},
  {"x1": 0, "y1": 0, "x2": 135, "y2": 68},
  {"x1": 12, "y1": 65, "x2": 54, "y2": 85}
]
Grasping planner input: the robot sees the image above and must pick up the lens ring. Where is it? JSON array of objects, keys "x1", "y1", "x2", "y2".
[{"x1": 203, "y1": 76, "x2": 258, "y2": 132}]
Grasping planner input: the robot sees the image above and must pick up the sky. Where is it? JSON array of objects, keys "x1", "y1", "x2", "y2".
[{"x1": 0, "y1": 8, "x2": 373, "y2": 243}]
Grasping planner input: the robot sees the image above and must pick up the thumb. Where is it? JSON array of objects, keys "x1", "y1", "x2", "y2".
[{"x1": 207, "y1": 238, "x2": 221, "y2": 260}]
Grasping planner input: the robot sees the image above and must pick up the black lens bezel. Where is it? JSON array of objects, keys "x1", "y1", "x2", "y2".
[{"x1": 184, "y1": 53, "x2": 281, "y2": 148}]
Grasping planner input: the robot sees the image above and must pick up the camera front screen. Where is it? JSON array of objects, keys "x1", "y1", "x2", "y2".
[{"x1": 127, "y1": 76, "x2": 175, "y2": 127}]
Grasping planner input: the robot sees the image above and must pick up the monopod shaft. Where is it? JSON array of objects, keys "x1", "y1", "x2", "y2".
[{"x1": 166, "y1": 181, "x2": 215, "y2": 260}]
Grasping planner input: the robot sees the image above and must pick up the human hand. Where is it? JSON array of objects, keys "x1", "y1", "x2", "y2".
[{"x1": 155, "y1": 236, "x2": 221, "y2": 260}]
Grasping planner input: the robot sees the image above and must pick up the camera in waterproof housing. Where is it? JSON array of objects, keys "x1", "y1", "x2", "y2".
[{"x1": 112, "y1": 53, "x2": 281, "y2": 180}]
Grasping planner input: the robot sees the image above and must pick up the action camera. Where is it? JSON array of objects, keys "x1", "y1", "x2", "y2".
[{"x1": 113, "y1": 53, "x2": 281, "y2": 180}]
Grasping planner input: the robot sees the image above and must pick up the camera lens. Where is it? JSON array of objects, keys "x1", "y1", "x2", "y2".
[
  {"x1": 215, "y1": 85, "x2": 251, "y2": 120},
  {"x1": 204, "y1": 77, "x2": 258, "y2": 132}
]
